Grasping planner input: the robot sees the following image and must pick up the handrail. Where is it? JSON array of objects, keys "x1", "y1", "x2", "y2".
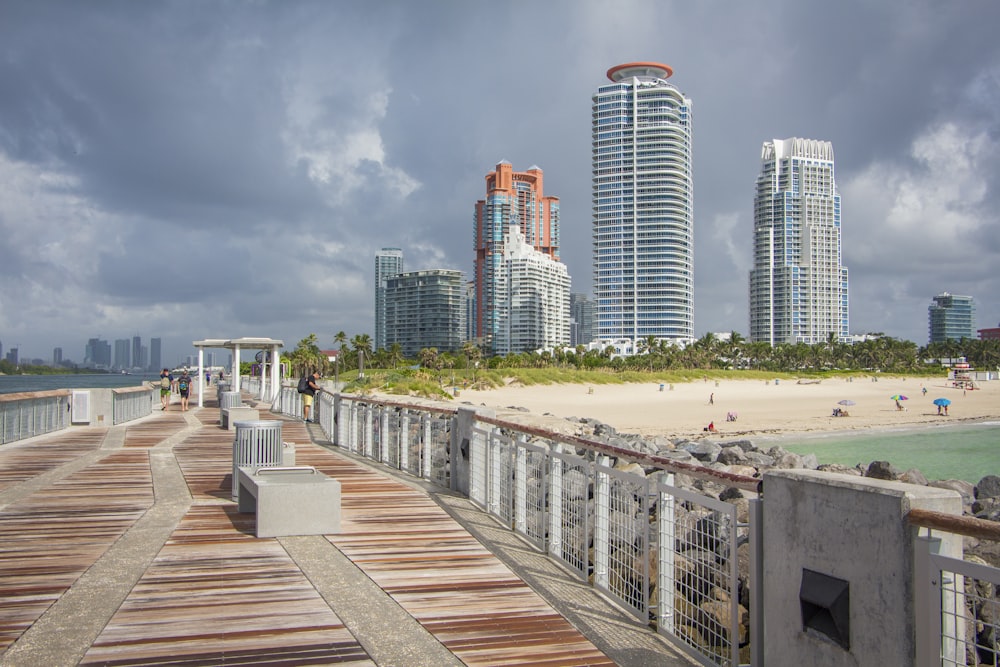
[
  {"x1": 907, "y1": 507, "x2": 1000, "y2": 541},
  {"x1": 0, "y1": 389, "x2": 71, "y2": 402},
  {"x1": 481, "y1": 413, "x2": 762, "y2": 493}
]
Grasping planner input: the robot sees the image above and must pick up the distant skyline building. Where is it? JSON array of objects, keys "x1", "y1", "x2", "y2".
[
  {"x1": 384, "y1": 269, "x2": 466, "y2": 358},
  {"x1": 928, "y1": 293, "x2": 975, "y2": 343},
  {"x1": 749, "y1": 138, "x2": 849, "y2": 345},
  {"x1": 570, "y1": 293, "x2": 595, "y2": 347},
  {"x1": 493, "y1": 225, "x2": 570, "y2": 355},
  {"x1": 132, "y1": 335, "x2": 142, "y2": 370},
  {"x1": 978, "y1": 323, "x2": 1000, "y2": 340},
  {"x1": 374, "y1": 248, "x2": 404, "y2": 351},
  {"x1": 474, "y1": 161, "x2": 559, "y2": 352},
  {"x1": 53, "y1": 347, "x2": 62, "y2": 366},
  {"x1": 592, "y1": 62, "x2": 694, "y2": 352},
  {"x1": 114, "y1": 338, "x2": 131, "y2": 370},
  {"x1": 84, "y1": 337, "x2": 111, "y2": 368},
  {"x1": 150, "y1": 337, "x2": 161, "y2": 371}
]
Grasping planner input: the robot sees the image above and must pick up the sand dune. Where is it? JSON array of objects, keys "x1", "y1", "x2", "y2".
[{"x1": 450, "y1": 375, "x2": 1000, "y2": 441}]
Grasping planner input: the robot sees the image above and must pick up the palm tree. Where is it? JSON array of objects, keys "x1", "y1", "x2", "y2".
[{"x1": 387, "y1": 343, "x2": 405, "y2": 370}]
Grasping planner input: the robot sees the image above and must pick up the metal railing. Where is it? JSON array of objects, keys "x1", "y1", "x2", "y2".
[
  {"x1": 112, "y1": 386, "x2": 155, "y2": 425},
  {"x1": 0, "y1": 390, "x2": 71, "y2": 445},
  {"x1": 911, "y1": 509, "x2": 1000, "y2": 666},
  {"x1": 275, "y1": 389, "x2": 757, "y2": 667}
]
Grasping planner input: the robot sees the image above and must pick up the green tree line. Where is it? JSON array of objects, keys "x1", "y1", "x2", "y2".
[{"x1": 282, "y1": 331, "x2": 1000, "y2": 379}]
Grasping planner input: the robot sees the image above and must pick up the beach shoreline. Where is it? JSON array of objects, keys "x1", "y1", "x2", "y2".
[{"x1": 438, "y1": 375, "x2": 1000, "y2": 442}]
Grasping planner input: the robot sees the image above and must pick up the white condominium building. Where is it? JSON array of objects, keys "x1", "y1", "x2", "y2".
[
  {"x1": 592, "y1": 62, "x2": 694, "y2": 351},
  {"x1": 494, "y1": 225, "x2": 570, "y2": 355},
  {"x1": 749, "y1": 138, "x2": 849, "y2": 345}
]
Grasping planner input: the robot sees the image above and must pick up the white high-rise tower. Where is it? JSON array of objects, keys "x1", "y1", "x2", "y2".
[
  {"x1": 592, "y1": 62, "x2": 694, "y2": 353},
  {"x1": 749, "y1": 138, "x2": 849, "y2": 345}
]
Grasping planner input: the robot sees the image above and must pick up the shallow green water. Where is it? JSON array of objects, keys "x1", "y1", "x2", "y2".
[{"x1": 781, "y1": 422, "x2": 1000, "y2": 484}]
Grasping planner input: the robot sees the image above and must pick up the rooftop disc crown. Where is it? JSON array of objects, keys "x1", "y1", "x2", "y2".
[{"x1": 606, "y1": 61, "x2": 673, "y2": 82}]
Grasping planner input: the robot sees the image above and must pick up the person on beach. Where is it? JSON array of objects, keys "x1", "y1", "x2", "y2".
[
  {"x1": 158, "y1": 368, "x2": 173, "y2": 411},
  {"x1": 177, "y1": 370, "x2": 192, "y2": 412},
  {"x1": 710, "y1": 392, "x2": 714, "y2": 405},
  {"x1": 300, "y1": 371, "x2": 320, "y2": 423}
]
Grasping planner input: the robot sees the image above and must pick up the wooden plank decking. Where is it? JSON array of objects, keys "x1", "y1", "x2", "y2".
[{"x1": 0, "y1": 400, "x2": 617, "y2": 666}]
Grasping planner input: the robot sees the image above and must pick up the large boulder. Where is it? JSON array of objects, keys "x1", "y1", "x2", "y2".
[
  {"x1": 682, "y1": 440, "x2": 722, "y2": 463},
  {"x1": 866, "y1": 460, "x2": 898, "y2": 480},
  {"x1": 975, "y1": 475, "x2": 1000, "y2": 500}
]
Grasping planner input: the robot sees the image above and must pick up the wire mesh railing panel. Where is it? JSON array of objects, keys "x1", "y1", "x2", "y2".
[
  {"x1": 548, "y1": 448, "x2": 591, "y2": 581},
  {"x1": 487, "y1": 430, "x2": 515, "y2": 527},
  {"x1": 657, "y1": 481, "x2": 743, "y2": 667},
  {"x1": 932, "y1": 550, "x2": 1000, "y2": 666},
  {"x1": 426, "y1": 414, "x2": 450, "y2": 487},
  {"x1": 382, "y1": 407, "x2": 402, "y2": 469},
  {"x1": 515, "y1": 440, "x2": 549, "y2": 551},
  {"x1": 468, "y1": 425, "x2": 489, "y2": 509},
  {"x1": 594, "y1": 462, "x2": 650, "y2": 621},
  {"x1": 397, "y1": 409, "x2": 418, "y2": 476}
]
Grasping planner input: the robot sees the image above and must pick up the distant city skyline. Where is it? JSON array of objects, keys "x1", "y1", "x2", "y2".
[{"x1": 1, "y1": 3, "x2": 997, "y2": 358}]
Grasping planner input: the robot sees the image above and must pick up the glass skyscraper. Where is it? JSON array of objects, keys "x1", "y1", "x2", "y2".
[
  {"x1": 928, "y1": 292, "x2": 975, "y2": 343},
  {"x1": 749, "y1": 138, "x2": 849, "y2": 345},
  {"x1": 375, "y1": 248, "x2": 404, "y2": 351},
  {"x1": 592, "y1": 62, "x2": 694, "y2": 351}
]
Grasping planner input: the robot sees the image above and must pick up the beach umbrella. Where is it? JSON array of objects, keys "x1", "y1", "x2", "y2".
[
  {"x1": 932, "y1": 397, "x2": 951, "y2": 407},
  {"x1": 837, "y1": 400, "x2": 856, "y2": 406},
  {"x1": 890, "y1": 394, "x2": 908, "y2": 401}
]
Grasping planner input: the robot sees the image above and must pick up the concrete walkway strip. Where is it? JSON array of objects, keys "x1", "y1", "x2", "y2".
[
  {"x1": 1, "y1": 420, "x2": 196, "y2": 667},
  {"x1": 281, "y1": 534, "x2": 464, "y2": 667}
]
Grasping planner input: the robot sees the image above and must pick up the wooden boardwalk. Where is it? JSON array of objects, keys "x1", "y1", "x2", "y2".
[{"x1": 0, "y1": 397, "x2": 617, "y2": 666}]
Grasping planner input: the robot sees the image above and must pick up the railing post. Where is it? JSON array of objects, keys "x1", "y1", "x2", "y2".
[
  {"x1": 593, "y1": 456, "x2": 611, "y2": 591},
  {"x1": 657, "y1": 472, "x2": 676, "y2": 634},
  {"x1": 548, "y1": 445, "x2": 564, "y2": 561},
  {"x1": 749, "y1": 496, "x2": 764, "y2": 667},
  {"x1": 913, "y1": 535, "x2": 942, "y2": 667},
  {"x1": 515, "y1": 436, "x2": 527, "y2": 535},
  {"x1": 363, "y1": 404, "x2": 374, "y2": 458},
  {"x1": 399, "y1": 408, "x2": 410, "y2": 471},
  {"x1": 379, "y1": 408, "x2": 389, "y2": 464},
  {"x1": 421, "y1": 413, "x2": 432, "y2": 480}
]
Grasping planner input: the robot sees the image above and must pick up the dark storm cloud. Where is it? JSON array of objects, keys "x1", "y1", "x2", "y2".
[{"x1": 1, "y1": 0, "x2": 998, "y2": 363}]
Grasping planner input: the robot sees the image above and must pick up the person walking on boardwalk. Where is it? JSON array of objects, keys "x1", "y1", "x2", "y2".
[
  {"x1": 158, "y1": 368, "x2": 173, "y2": 411},
  {"x1": 300, "y1": 371, "x2": 320, "y2": 423},
  {"x1": 177, "y1": 370, "x2": 193, "y2": 412}
]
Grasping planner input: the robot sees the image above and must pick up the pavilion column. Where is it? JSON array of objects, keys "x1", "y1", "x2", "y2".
[
  {"x1": 197, "y1": 348, "x2": 205, "y2": 408},
  {"x1": 233, "y1": 344, "x2": 241, "y2": 393},
  {"x1": 270, "y1": 344, "x2": 281, "y2": 403}
]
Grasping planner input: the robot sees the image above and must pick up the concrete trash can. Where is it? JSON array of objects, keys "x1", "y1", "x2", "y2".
[{"x1": 232, "y1": 420, "x2": 283, "y2": 500}]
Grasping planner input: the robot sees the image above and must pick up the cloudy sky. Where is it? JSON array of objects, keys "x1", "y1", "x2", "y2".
[{"x1": 1, "y1": 1, "x2": 998, "y2": 366}]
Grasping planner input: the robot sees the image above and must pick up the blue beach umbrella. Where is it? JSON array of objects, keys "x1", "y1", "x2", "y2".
[
  {"x1": 837, "y1": 400, "x2": 856, "y2": 406},
  {"x1": 933, "y1": 397, "x2": 951, "y2": 407}
]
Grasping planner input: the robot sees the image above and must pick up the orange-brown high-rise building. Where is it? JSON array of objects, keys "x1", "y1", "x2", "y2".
[{"x1": 473, "y1": 161, "x2": 560, "y2": 349}]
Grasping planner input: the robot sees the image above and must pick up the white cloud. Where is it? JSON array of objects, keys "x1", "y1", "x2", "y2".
[{"x1": 844, "y1": 121, "x2": 994, "y2": 264}]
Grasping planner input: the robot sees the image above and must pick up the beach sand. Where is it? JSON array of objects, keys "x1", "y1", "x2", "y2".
[{"x1": 447, "y1": 375, "x2": 1000, "y2": 441}]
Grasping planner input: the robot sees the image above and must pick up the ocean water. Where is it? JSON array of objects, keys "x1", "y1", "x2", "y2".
[
  {"x1": 0, "y1": 374, "x2": 161, "y2": 394},
  {"x1": 780, "y1": 422, "x2": 1000, "y2": 485}
]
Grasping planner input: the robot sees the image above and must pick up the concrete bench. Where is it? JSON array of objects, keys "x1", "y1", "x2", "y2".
[
  {"x1": 221, "y1": 406, "x2": 260, "y2": 430},
  {"x1": 237, "y1": 466, "x2": 341, "y2": 538}
]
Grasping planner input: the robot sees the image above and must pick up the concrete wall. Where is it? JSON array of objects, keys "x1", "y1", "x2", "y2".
[{"x1": 762, "y1": 469, "x2": 963, "y2": 666}]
